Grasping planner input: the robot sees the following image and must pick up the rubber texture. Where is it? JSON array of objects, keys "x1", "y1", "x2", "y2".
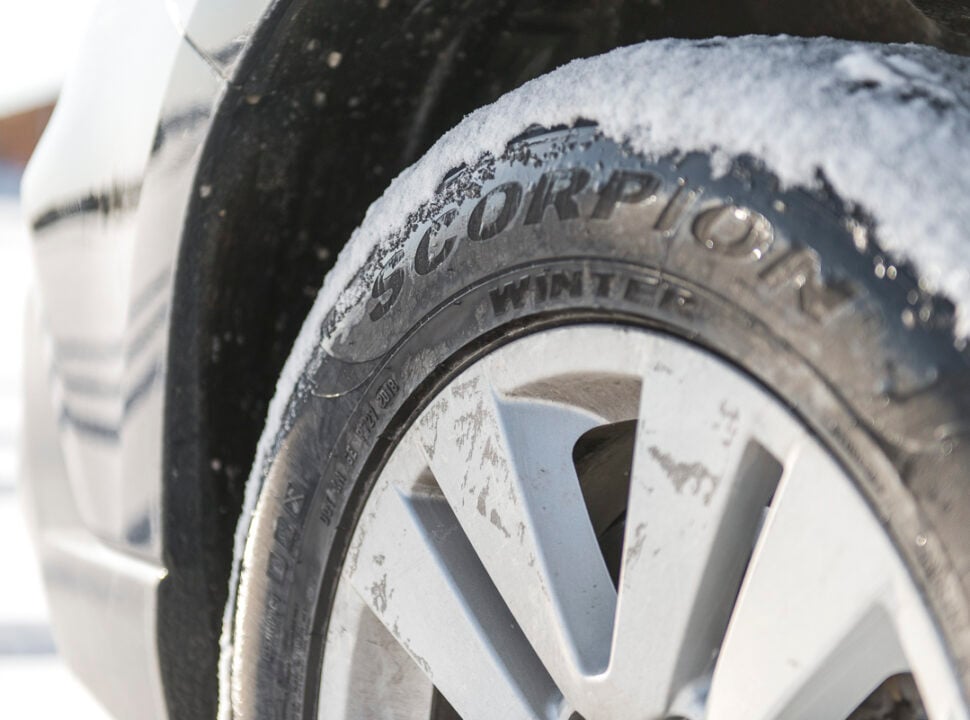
[{"x1": 227, "y1": 125, "x2": 970, "y2": 718}]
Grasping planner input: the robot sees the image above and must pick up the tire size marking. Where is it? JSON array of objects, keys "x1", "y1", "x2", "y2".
[{"x1": 320, "y1": 375, "x2": 401, "y2": 528}]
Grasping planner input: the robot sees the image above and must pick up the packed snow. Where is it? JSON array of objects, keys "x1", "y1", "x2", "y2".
[{"x1": 220, "y1": 36, "x2": 970, "y2": 717}]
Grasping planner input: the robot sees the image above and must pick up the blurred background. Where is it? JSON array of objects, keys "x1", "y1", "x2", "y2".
[{"x1": 0, "y1": 0, "x2": 110, "y2": 715}]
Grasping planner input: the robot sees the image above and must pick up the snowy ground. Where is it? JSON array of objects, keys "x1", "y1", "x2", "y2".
[{"x1": 0, "y1": 165, "x2": 110, "y2": 717}]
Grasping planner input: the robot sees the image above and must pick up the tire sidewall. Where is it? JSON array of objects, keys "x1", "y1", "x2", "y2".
[{"x1": 233, "y1": 127, "x2": 970, "y2": 718}]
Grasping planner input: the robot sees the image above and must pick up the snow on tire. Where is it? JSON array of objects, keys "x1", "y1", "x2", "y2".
[{"x1": 219, "y1": 36, "x2": 970, "y2": 720}]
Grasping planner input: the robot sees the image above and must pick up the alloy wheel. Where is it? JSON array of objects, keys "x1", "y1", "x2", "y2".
[{"x1": 316, "y1": 324, "x2": 966, "y2": 720}]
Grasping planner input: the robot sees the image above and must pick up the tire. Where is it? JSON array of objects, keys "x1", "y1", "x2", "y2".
[{"x1": 221, "y1": 41, "x2": 970, "y2": 720}]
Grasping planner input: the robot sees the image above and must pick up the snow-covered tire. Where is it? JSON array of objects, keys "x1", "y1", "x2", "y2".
[{"x1": 220, "y1": 37, "x2": 970, "y2": 719}]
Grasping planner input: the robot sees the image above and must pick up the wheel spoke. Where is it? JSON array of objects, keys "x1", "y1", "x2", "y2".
[
  {"x1": 343, "y1": 438, "x2": 560, "y2": 720},
  {"x1": 317, "y1": 578, "x2": 434, "y2": 719},
  {"x1": 415, "y1": 364, "x2": 617, "y2": 713},
  {"x1": 705, "y1": 440, "x2": 908, "y2": 720},
  {"x1": 606, "y1": 352, "x2": 788, "y2": 716}
]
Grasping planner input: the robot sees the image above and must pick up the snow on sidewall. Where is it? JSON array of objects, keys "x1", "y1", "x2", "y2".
[{"x1": 218, "y1": 35, "x2": 970, "y2": 717}]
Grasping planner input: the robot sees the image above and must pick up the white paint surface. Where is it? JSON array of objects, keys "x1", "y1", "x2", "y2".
[{"x1": 0, "y1": 181, "x2": 109, "y2": 718}]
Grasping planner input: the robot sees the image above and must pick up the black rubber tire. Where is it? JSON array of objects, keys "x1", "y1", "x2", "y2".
[{"x1": 226, "y1": 124, "x2": 970, "y2": 719}]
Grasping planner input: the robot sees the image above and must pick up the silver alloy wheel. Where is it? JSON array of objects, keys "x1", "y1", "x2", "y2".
[{"x1": 316, "y1": 324, "x2": 967, "y2": 720}]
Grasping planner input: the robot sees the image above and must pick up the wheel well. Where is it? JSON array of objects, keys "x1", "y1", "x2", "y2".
[{"x1": 159, "y1": 0, "x2": 967, "y2": 717}]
